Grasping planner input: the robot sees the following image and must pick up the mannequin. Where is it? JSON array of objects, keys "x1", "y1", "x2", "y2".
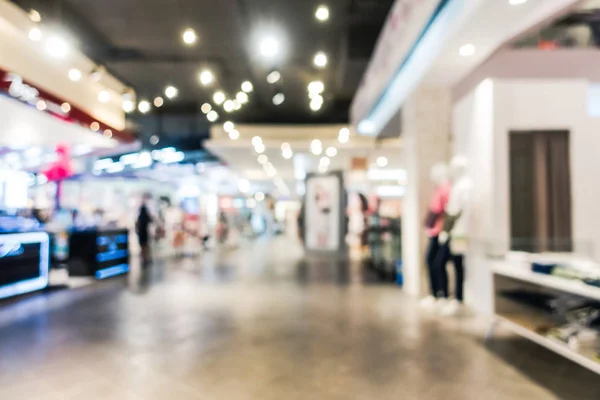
[
  {"x1": 420, "y1": 163, "x2": 451, "y2": 309},
  {"x1": 437, "y1": 155, "x2": 472, "y2": 316}
]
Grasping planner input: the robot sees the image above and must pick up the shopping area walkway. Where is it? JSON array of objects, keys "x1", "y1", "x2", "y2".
[{"x1": 0, "y1": 236, "x2": 598, "y2": 399}]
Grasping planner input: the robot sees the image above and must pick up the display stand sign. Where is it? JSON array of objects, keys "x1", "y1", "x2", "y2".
[{"x1": 303, "y1": 171, "x2": 346, "y2": 255}]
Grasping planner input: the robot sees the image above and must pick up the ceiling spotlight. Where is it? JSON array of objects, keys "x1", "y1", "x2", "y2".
[
  {"x1": 213, "y1": 91, "x2": 226, "y2": 105},
  {"x1": 282, "y1": 148, "x2": 293, "y2": 159},
  {"x1": 236, "y1": 91, "x2": 249, "y2": 104},
  {"x1": 241, "y1": 81, "x2": 254, "y2": 93},
  {"x1": 509, "y1": 0, "x2": 528, "y2": 4},
  {"x1": 281, "y1": 143, "x2": 291, "y2": 151},
  {"x1": 233, "y1": 99, "x2": 242, "y2": 110},
  {"x1": 45, "y1": 35, "x2": 69, "y2": 59},
  {"x1": 150, "y1": 135, "x2": 160, "y2": 145},
  {"x1": 60, "y1": 102, "x2": 71, "y2": 113},
  {"x1": 229, "y1": 129, "x2": 240, "y2": 140},
  {"x1": 315, "y1": 5, "x2": 330, "y2": 22},
  {"x1": 154, "y1": 97, "x2": 164, "y2": 107},
  {"x1": 259, "y1": 36, "x2": 280, "y2": 59},
  {"x1": 313, "y1": 52, "x2": 328, "y2": 68},
  {"x1": 310, "y1": 97, "x2": 323, "y2": 111},
  {"x1": 165, "y1": 85, "x2": 178, "y2": 99},
  {"x1": 326, "y1": 147, "x2": 337, "y2": 157},
  {"x1": 123, "y1": 100, "x2": 135, "y2": 113},
  {"x1": 252, "y1": 136, "x2": 263, "y2": 146},
  {"x1": 238, "y1": 179, "x2": 250, "y2": 193},
  {"x1": 68, "y1": 68, "x2": 82, "y2": 82},
  {"x1": 182, "y1": 28, "x2": 197, "y2": 45},
  {"x1": 103, "y1": 129, "x2": 113, "y2": 138},
  {"x1": 28, "y1": 27, "x2": 42, "y2": 42},
  {"x1": 223, "y1": 100, "x2": 235, "y2": 112},
  {"x1": 138, "y1": 100, "x2": 151, "y2": 114},
  {"x1": 207, "y1": 110, "x2": 219, "y2": 122},
  {"x1": 320, "y1": 157, "x2": 331, "y2": 166},
  {"x1": 459, "y1": 43, "x2": 476, "y2": 57},
  {"x1": 29, "y1": 9, "x2": 41, "y2": 22},
  {"x1": 338, "y1": 127, "x2": 350, "y2": 143},
  {"x1": 376, "y1": 156, "x2": 389, "y2": 168},
  {"x1": 201, "y1": 103, "x2": 212, "y2": 114},
  {"x1": 90, "y1": 122, "x2": 100, "y2": 132},
  {"x1": 98, "y1": 90, "x2": 111, "y2": 103},
  {"x1": 255, "y1": 143, "x2": 266, "y2": 154},
  {"x1": 199, "y1": 69, "x2": 214, "y2": 86},
  {"x1": 267, "y1": 70, "x2": 281, "y2": 84},
  {"x1": 258, "y1": 155, "x2": 268, "y2": 164},
  {"x1": 36, "y1": 100, "x2": 47, "y2": 111},
  {"x1": 272, "y1": 93, "x2": 285, "y2": 106},
  {"x1": 255, "y1": 192, "x2": 265, "y2": 202},
  {"x1": 223, "y1": 121, "x2": 235, "y2": 132},
  {"x1": 308, "y1": 80, "x2": 324, "y2": 94}
]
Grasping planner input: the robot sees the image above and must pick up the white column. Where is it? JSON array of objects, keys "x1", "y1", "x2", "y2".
[{"x1": 401, "y1": 86, "x2": 451, "y2": 296}]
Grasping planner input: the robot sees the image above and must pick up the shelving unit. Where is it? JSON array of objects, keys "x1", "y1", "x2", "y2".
[{"x1": 491, "y1": 263, "x2": 600, "y2": 375}]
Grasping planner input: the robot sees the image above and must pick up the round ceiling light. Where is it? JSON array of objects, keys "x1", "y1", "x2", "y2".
[
  {"x1": 315, "y1": 5, "x2": 330, "y2": 22},
  {"x1": 223, "y1": 100, "x2": 235, "y2": 112},
  {"x1": 199, "y1": 69, "x2": 214, "y2": 86},
  {"x1": 272, "y1": 93, "x2": 285, "y2": 106},
  {"x1": 68, "y1": 68, "x2": 82, "y2": 82},
  {"x1": 28, "y1": 27, "x2": 42, "y2": 42},
  {"x1": 267, "y1": 70, "x2": 281, "y2": 84},
  {"x1": 60, "y1": 102, "x2": 71, "y2": 113},
  {"x1": 123, "y1": 100, "x2": 135, "y2": 113},
  {"x1": 29, "y1": 9, "x2": 41, "y2": 22},
  {"x1": 338, "y1": 127, "x2": 350, "y2": 143},
  {"x1": 165, "y1": 85, "x2": 178, "y2": 99},
  {"x1": 182, "y1": 28, "x2": 197, "y2": 45},
  {"x1": 258, "y1": 155, "x2": 268, "y2": 164},
  {"x1": 459, "y1": 43, "x2": 476, "y2": 57},
  {"x1": 45, "y1": 35, "x2": 69, "y2": 59},
  {"x1": 207, "y1": 110, "x2": 219, "y2": 122},
  {"x1": 223, "y1": 121, "x2": 235, "y2": 132},
  {"x1": 326, "y1": 147, "x2": 337, "y2": 157},
  {"x1": 259, "y1": 36, "x2": 280, "y2": 59},
  {"x1": 308, "y1": 81, "x2": 324, "y2": 94},
  {"x1": 241, "y1": 81, "x2": 254, "y2": 93},
  {"x1": 138, "y1": 100, "x2": 151, "y2": 114},
  {"x1": 313, "y1": 52, "x2": 328, "y2": 68},
  {"x1": 154, "y1": 97, "x2": 164, "y2": 107},
  {"x1": 229, "y1": 129, "x2": 240, "y2": 140},
  {"x1": 201, "y1": 103, "x2": 212, "y2": 114},
  {"x1": 236, "y1": 91, "x2": 249, "y2": 104},
  {"x1": 376, "y1": 156, "x2": 389, "y2": 168},
  {"x1": 98, "y1": 90, "x2": 111, "y2": 103},
  {"x1": 90, "y1": 121, "x2": 100, "y2": 132},
  {"x1": 213, "y1": 91, "x2": 226, "y2": 105},
  {"x1": 310, "y1": 96, "x2": 324, "y2": 111},
  {"x1": 252, "y1": 136, "x2": 263, "y2": 146}
]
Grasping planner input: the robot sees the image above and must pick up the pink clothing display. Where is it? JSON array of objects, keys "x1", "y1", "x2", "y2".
[{"x1": 426, "y1": 182, "x2": 451, "y2": 237}]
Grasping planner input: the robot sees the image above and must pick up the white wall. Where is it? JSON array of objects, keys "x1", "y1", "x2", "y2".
[{"x1": 453, "y1": 78, "x2": 600, "y2": 315}]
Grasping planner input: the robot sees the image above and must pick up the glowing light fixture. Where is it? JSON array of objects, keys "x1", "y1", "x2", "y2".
[
  {"x1": 223, "y1": 100, "x2": 235, "y2": 112},
  {"x1": 255, "y1": 143, "x2": 266, "y2": 154},
  {"x1": 459, "y1": 43, "x2": 476, "y2": 57},
  {"x1": 98, "y1": 90, "x2": 111, "y2": 103},
  {"x1": 509, "y1": 0, "x2": 528, "y2": 4},
  {"x1": 252, "y1": 136, "x2": 263, "y2": 146},
  {"x1": 308, "y1": 80, "x2": 324, "y2": 94},
  {"x1": 258, "y1": 155, "x2": 268, "y2": 164},
  {"x1": 255, "y1": 192, "x2": 265, "y2": 201},
  {"x1": 229, "y1": 129, "x2": 240, "y2": 140},
  {"x1": 315, "y1": 5, "x2": 330, "y2": 22},
  {"x1": 90, "y1": 122, "x2": 100, "y2": 132},
  {"x1": 207, "y1": 110, "x2": 219, "y2": 122},
  {"x1": 326, "y1": 147, "x2": 337, "y2": 157},
  {"x1": 310, "y1": 96, "x2": 324, "y2": 111},
  {"x1": 241, "y1": 81, "x2": 254, "y2": 93},
  {"x1": 213, "y1": 91, "x2": 226, "y2": 105},
  {"x1": 236, "y1": 91, "x2": 249, "y2": 104},
  {"x1": 165, "y1": 85, "x2": 178, "y2": 99},
  {"x1": 45, "y1": 35, "x2": 69, "y2": 58},
  {"x1": 376, "y1": 156, "x2": 388, "y2": 168},
  {"x1": 123, "y1": 100, "x2": 135, "y2": 113},
  {"x1": 36, "y1": 100, "x2": 47, "y2": 111},
  {"x1": 150, "y1": 135, "x2": 160, "y2": 145},
  {"x1": 313, "y1": 52, "x2": 328, "y2": 68},
  {"x1": 223, "y1": 121, "x2": 235, "y2": 132},
  {"x1": 154, "y1": 97, "x2": 164, "y2": 107},
  {"x1": 103, "y1": 129, "x2": 113, "y2": 138},
  {"x1": 238, "y1": 179, "x2": 250, "y2": 193},
  {"x1": 201, "y1": 103, "x2": 212, "y2": 113},
  {"x1": 338, "y1": 127, "x2": 350, "y2": 143},
  {"x1": 68, "y1": 68, "x2": 82, "y2": 82},
  {"x1": 60, "y1": 102, "x2": 71, "y2": 113},
  {"x1": 267, "y1": 70, "x2": 281, "y2": 84},
  {"x1": 138, "y1": 100, "x2": 151, "y2": 114},
  {"x1": 282, "y1": 148, "x2": 293, "y2": 159},
  {"x1": 199, "y1": 69, "x2": 214, "y2": 86},
  {"x1": 272, "y1": 93, "x2": 285, "y2": 106},
  {"x1": 29, "y1": 9, "x2": 41, "y2": 22},
  {"x1": 182, "y1": 28, "x2": 197, "y2": 45},
  {"x1": 259, "y1": 37, "x2": 280, "y2": 59},
  {"x1": 28, "y1": 27, "x2": 42, "y2": 42}
]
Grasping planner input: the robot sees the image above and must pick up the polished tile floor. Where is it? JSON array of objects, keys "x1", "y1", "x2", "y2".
[{"x1": 0, "y1": 236, "x2": 599, "y2": 399}]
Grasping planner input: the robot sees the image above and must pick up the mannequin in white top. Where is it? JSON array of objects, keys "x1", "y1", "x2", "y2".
[{"x1": 437, "y1": 155, "x2": 472, "y2": 316}]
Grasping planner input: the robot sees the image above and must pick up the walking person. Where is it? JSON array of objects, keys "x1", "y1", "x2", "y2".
[{"x1": 136, "y1": 193, "x2": 154, "y2": 266}]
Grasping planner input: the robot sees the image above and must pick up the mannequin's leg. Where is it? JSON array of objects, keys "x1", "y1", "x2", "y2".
[
  {"x1": 433, "y1": 242, "x2": 450, "y2": 298},
  {"x1": 425, "y1": 236, "x2": 440, "y2": 296},
  {"x1": 452, "y1": 254, "x2": 465, "y2": 302}
]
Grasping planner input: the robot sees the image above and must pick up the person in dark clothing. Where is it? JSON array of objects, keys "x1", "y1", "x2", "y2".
[{"x1": 136, "y1": 194, "x2": 153, "y2": 265}]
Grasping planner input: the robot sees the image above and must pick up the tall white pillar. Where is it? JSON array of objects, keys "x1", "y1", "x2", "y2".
[{"x1": 401, "y1": 86, "x2": 451, "y2": 296}]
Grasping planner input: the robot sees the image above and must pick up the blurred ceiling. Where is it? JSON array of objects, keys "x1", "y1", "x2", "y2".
[{"x1": 11, "y1": 0, "x2": 394, "y2": 143}]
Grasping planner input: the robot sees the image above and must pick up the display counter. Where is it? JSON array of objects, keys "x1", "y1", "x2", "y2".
[
  {"x1": 68, "y1": 228, "x2": 129, "y2": 279},
  {"x1": 0, "y1": 231, "x2": 50, "y2": 299}
]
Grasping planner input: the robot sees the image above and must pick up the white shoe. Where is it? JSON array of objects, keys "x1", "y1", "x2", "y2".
[
  {"x1": 420, "y1": 296, "x2": 437, "y2": 309},
  {"x1": 440, "y1": 299, "x2": 462, "y2": 316}
]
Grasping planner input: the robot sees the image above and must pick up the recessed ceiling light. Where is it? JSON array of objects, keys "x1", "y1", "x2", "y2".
[
  {"x1": 272, "y1": 93, "x2": 285, "y2": 106},
  {"x1": 150, "y1": 135, "x2": 160, "y2": 145},
  {"x1": 320, "y1": 157, "x2": 330, "y2": 166},
  {"x1": 233, "y1": 99, "x2": 242, "y2": 110},
  {"x1": 138, "y1": 100, "x2": 151, "y2": 114},
  {"x1": 68, "y1": 68, "x2": 82, "y2": 82},
  {"x1": 103, "y1": 129, "x2": 113, "y2": 138},
  {"x1": 267, "y1": 70, "x2": 281, "y2": 84},
  {"x1": 201, "y1": 103, "x2": 212, "y2": 114},
  {"x1": 98, "y1": 90, "x2": 111, "y2": 103},
  {"x1": 90, "y1": 122, "x2": 100, "y2": 132},
  {"x1": 199, "y1": 69, "x2": 214, "y2": 86},
  {"x1": 326, "y1": 147, "x2": 337, "y2": 157},
  {"x1": 315, "y1": 5, "x2": 329, "y2": 22},
  {"x1": 207, "y1": 110, "x2": 219, "y2": 122},
  {"x1": 282, "y1": 148, "x2": 293, "y2": 159},
  {"x1": 252, "y1": 136, "x2": 263, "y2": 146},
  {"x1": 314, "y1": 51, "x2": 328, "y2": 68},
  {"x1": 241, "y1": 81, "x2": 254, "y2": 93},
  {"x1": 45, "y1": 35, "x2": 69, "y2": 58},
  {"x1": 509, "y1": 0, "x2": 528, "y2": 4},
  {"x1": 123, "y1": 100, "x2": 135, "y2": 113},
  {"x1": 223, "y1": 121, "x2": 235, "y2": 132},
  {"x1": 459, "y1": 43, "x2": 476, "y2": 57},
  {"x1": 29, "y1": 9, "x2": 41, "y2": 22},
  {"x1": 338, "y1": 127, "x2": 350, "y2": 143},
  {"x1": 308, "y1": 81, "x2": 324, "y2": 94},
  {"x1": 60, "y1": 102, "x2": 71, "y2": 113},
  {"x1": 255, "y1": 192, "x2": 265, "y2": 202},
  {"x1": 213, "y1": 91, "x2": 226, "y2": 105},
  {"x1": 223, "y1": 100, "x2": 235, "y2": 112},
  {"x1": 229, "y1": 129, "x2": 240, "y2": 140},
  {"x1": 376, "y1": 156, "x2": 388, "y2": 168},
  {"x1": 255, "y1": 143, "x2": 266, "y2": 154},
  {"x1": 236, "y1": 91, "x2": 249, "y2": 104},
  {"x1": 28, "y1": 27, "x2": 42, "y2": 41},
  {"x1": 165, "y1": 86, "x2": 178, "y2": 99},
  {"x1": 182, "y1": 28, "x2": 197, "y2": 45},
  {"x1": 36, "y1": 100, "x2": 47, "y2": 111},
  {"x1": 259, "y1": 36, "x2": 280, "y2": 59},
  {"x1": 154, "y1": 97, "x2": 164, "y2": 107},
  {"x1": 310, "y1": 95, "x2": 324, "y2": 111}
]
